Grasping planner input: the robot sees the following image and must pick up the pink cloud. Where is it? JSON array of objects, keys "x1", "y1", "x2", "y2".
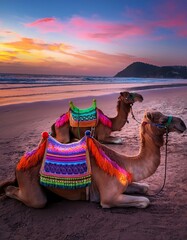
[
  {"x1": 24, "y1": 16, "x2": 149, "y2": 41},
  {"x1": 24, "y1": 4, "x2": 187, "y2": 43},
  {"x1": 25, "y1": 17, "x2": 63, "y2": 33},
  {"x1": 28, "y1": 17, "x2": 56, "y2": 25},
  {"x1": 152, "y1": 0, "x2": 187, "y2": 37},
  {"x1": 67, "y1": 17, "x2": 148, "y2": 42},
  {"x1": 121, "y1": 0, "x2": 187, "y2": 39}
]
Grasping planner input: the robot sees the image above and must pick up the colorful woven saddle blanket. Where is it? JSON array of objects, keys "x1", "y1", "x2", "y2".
[
  {"x1": 69, "y1": 99, "x2": 98, "y2": 127},
  {"x1": 40, "y1": 135, "x2": 91, "y2": 189},
  {"x1": 40, "y1": 132, "x2": 132, "y2": 190},
  {"x1": 55, "y1": 100, "x2": 112, "y2": 129}
]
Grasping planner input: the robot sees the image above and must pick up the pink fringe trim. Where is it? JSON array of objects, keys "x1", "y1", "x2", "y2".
[
  {"x1": 97, "y1": 109, "x2": 112, "y2": 128},
  {"x1": 55, "y1": 110, "x2": 111, "y2": 129},
  {"x1": 55, "y1": 112, "x2": 69, "y2": 128}
]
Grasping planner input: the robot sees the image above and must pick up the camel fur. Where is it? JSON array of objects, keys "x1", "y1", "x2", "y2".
[
  {"x1": 51, "y1": 91, "x2": 143, "y2": 144},
  {"x1": 2, "y1": 111, "x2": 186, "y2": 209}
]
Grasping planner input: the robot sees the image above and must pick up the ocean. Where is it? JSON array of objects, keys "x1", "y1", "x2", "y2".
[
  {"x1": 0, "y1": 73, "x2": 187, "y2": 106},
  {"x1": 0, "y1": 73, "x2": 184, "y2": 88}
]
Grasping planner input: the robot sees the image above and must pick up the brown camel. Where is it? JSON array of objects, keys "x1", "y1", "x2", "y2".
[
  {"x1": 3, "y1": 111, "x2": 186, "y2": 209},
  {"x1": 51, "y1": 91, "x2": 143, "y2": 144}
]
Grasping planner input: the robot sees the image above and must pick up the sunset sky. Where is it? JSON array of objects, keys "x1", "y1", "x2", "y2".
[{"x1": 0, "y1": 0, "x2": 187, "y2": 76}]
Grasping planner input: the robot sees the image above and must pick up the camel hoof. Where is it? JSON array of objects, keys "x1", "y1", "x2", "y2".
[
  {"x1": 138, "y1": 197, "x2": 150, "y2": 208},
  {"x1": 141, "y1": 183, "x2": 149, "y2": 194},
  {"x1": 114, "y1": 138, "x2": 123, "y2": 144},
  {"x1": 108, "y1": 137, "x2": 123, "y2": 144},
  {"x1": 5, "y1": 186, "x2": 17, "y2": 197}
]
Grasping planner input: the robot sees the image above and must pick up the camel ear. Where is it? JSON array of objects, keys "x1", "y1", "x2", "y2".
[
  {"x1": 120, "y1": 92, "x2": 123, "y2": 96},
  {"x1": 146, "y1": 112, "x2": 153, "y2": 121}
]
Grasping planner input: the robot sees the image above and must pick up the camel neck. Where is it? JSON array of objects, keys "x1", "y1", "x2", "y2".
[
  {"x1": 120, "y1": 132, "x2": 163, "y2": 182},
  {"x1": 110, "y1": 101, "x2": 131, "y2": 131}
]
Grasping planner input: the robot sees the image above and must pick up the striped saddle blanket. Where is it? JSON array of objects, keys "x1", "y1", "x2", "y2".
[
  {"x1": 40, "y1": 135, "x2": 91, "y2": 189},
  {"x1": 69, "y1": 99, "x2": 98, "y2": 127},
  {"x1": 40, "y1": 132, "x2": 132, "y2": 190}
]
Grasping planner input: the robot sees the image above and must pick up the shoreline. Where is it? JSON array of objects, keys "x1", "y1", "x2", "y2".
[{"x1": 1, "y1": 81, "x2": 187, "y2": 107}]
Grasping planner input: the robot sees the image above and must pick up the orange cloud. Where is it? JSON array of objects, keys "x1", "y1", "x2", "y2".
[
  {"x1": 0, "y1": 51, "x2": 17, "y2": 61},
  {"x1": 0, "y1": 36, "x2": 146, "y2": 76},
  {"x1": 0, "y1": 37, "x2": 75, "y2": 67},
  {"x1": 1, "y1": 37, "x2": 72, "y2": 52}
]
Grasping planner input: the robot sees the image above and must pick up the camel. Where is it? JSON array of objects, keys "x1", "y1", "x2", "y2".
[
  {"x1": 51, "y1": 91, "x2": 143, "y2": 144},
  {"x1": 2, "y1": 111, "x2": 186, "y2": 209}
]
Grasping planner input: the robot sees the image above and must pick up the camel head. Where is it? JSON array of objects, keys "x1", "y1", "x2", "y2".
[
  {"x1": 142, "y1": 111, "x2": 186, "y2": 135},
  {"x1": 119, "y1": 91, "x2": 143, "y2": 104},
  {"x1": 140, "y1": 111, "x2": 186, "y2": 147}
]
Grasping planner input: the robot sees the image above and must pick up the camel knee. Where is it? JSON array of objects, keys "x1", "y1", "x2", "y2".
[{"x1": 100, "y1": 198, "x2": 113, "y2": 208}]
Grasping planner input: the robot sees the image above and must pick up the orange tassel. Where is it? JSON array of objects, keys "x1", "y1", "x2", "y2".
[
  {"x1": 16, "y1": 139, "x2": 47, "y2": 171},
  {"x1": 87, "y1": 138, "x2": 131, "y2": 185}
]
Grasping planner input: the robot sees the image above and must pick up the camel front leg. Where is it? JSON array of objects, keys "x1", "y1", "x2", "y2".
[
  {"x1": 96, "y1": 124, "x2": 123, "y2": 144},
  {"x1": 125, "y1": 182, "x2": 149, "y2": 194},
  {"x1": 101, "y1": 194, "x2": 150, "y2": 209}
]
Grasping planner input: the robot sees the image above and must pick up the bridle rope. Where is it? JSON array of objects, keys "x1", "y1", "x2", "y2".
[
  {"x1": 130, "y1": 105, "x2": 142, "y2": 124},
  {"x1": 143, "y1": 116, "x2": 172, "y2": 196}
]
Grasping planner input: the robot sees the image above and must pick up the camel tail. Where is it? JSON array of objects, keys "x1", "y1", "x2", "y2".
[
  {"x1": 51, "y1": 123, "x2": 56, "y2": 137},
  {"x1": 17, "y1": 137, "x2": 48, "y2": 171}
]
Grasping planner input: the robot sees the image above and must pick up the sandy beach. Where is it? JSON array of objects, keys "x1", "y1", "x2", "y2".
[{"x1": 0, "y1": 85, "x2": 187, "y2": 240}]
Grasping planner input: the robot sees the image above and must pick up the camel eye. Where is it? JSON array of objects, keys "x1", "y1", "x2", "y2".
[
  {"x1": 127, "y1": 94, "x2": 134, "y2": 101},
  {"x1": 160, "y1": 118, "x2": 167, "y2": 124}
]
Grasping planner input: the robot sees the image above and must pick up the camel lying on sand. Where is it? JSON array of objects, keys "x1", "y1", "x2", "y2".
[
  {"x1": 51, "y1": 91, "x2": 143, "y2": 144},
  {"x1": 2, "y1": 111, "x2": 186, "y2": 209}
]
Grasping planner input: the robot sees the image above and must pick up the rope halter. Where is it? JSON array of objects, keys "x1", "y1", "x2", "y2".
[
  {"x1": 118, "y1": 92, "x2": 135, "y2": 104},
  {"x1": 142, "y1": 115, "x2": 173, "y2": 129}
]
